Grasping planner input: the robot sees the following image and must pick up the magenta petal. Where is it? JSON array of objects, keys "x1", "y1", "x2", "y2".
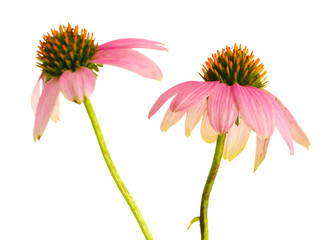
[
  {"x1": 148, "y1": 81, "x2": 198, "y2": 119},
  {"x1": 58, "y1": 67, "x2": 96, "y2": 104},
  {"x1": 264, "y1": 90, "x2": 310, "y2": 149},
  {"x1": 92, "y1": 49, "x2": 163, "y2": 80},
  {"x1": 32, "y1": 75, "x2": 60, "y2": 122},
  {"x1": 31, "y1": 74, "x2": 44, "y2": 114},
  {"x1": 254, "y1": 136, "x2": 271, "y2": 171},
  {"x1": 33, "y1": 78, "x2": 60, "y2": 141},
  {"x1": 170, "y1": 81, "x2": 218, "y2": 112},
  {"x1": 233, "y1": 83, "x2": 275, "y2": 138},
  {"x1": 98, "y1": 38, "x2": 167, "y2": 51},
  {"x1": 263, "y1": 91, "x2": 294, "y2": 154},
  {"x1": 208, "y1": 84, "x2": 238, "y2": 134}
]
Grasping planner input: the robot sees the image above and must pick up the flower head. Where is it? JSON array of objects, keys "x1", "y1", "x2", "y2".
[
  {"x1": 149, "y1": 44, "x2": 309, "y2": 171},
  {"x1": 32, "y1": 24, "x2": 167, "y2": 141},
  {"x1": 36, "y1": 24, "x2": 100, "y2": 82},
  {"x1": 200, "y1": 45, "x2": 267, "y2": 88}
]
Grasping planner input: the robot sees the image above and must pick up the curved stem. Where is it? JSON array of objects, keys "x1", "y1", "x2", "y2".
[
  {"x1": 200, "y1": 134, "x2": 226, "y2": 240},
  {"x1": 83, "y1": 98, "x2": 153, "y2": 240}
]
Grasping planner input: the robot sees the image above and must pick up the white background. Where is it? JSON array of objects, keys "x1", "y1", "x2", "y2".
[{"x1": 0, "y1": 0, "x2": 329, "y2": 239}]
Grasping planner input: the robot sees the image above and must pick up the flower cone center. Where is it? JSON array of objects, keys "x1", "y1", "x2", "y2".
[{"x1": 200, "y1": 44, "x2": 268, "y2": 88}]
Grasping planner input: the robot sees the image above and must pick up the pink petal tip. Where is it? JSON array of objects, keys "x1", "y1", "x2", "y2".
[{"x1": 92, "y1": 49, "x2": 163, "y2": 80}]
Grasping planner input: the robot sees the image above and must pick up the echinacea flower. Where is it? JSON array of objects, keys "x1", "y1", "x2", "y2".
[
  {"x1": 32, "y1": 23, "x2": 167, "y2": 141},
  {"x1": 149, "y1": 44, "x2": 309, "y2": 171},
  {"x1": 149, "y1": 44, "x2": 309, "y2": 240},
  {"x1": 31, "y1": 24, "x2": 167, "y2": 240}
]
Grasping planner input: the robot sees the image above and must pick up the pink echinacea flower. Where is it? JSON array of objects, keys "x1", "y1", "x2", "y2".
[
  {"x1": 31, "y1": 23, "x2": 167, "y2": 240},
  {"x1": 149, "y1": 44, "x2": 310, "y2": 171},
  {"x1": 32, "y1": 24, "x2": 167, "y2": 141}
]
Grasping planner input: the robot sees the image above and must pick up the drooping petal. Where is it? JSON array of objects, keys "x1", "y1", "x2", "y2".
[
  {"x1": 170, "y1": 81, "x2": 218, "y2": 112},
  {"x1": 98, "y1": 38, "x2": 168, "y2": 51},
  {"x1": 92, "y1": 49, "x2": 163, "y2": 80},
  {"x1": 262, "y1": 91, "x2": 294, "y2": 154},
  {"x1": 37, "y1": 76, "x2": 60, "y2": 122},
  {"x1": 254, "y1": 136, "x2": 271, "y2": 171},
  {"x1": 160, "y1": 108, "x2": 186, "y2": 132},
  {"x1": 185, "y1": 99, "x2": 207, "y2": 137},
  {"x1": 33, "y1": 78, "x2": 60, "y2": 141},
  {"x1": 31, "y1": 74, "x2": 44, "y2": 114},
  {"x1": 200, "y1": 110, "x2": 218, "y2": 143},
  {"x1": 32, "y1": 76, "x2": 60, "y2": 122},
  {"x1": 208, "y1": 83, "x2": 238, "y2": 134},
  {"x1": 148, "y1": 81, "x2": 197, "y2": 119},
  {"x1": 223, "y1": 117, "x2": 251, "y2": 161},
  {"x1": 263, "y1": 90, "x2": 310, "y2": 149},
  {"x1": 232, "y1": 83, "x2": 275, "y2": 138},
  {"x1": 58, "y1": 67, "x2": 96, "y2": 104}
]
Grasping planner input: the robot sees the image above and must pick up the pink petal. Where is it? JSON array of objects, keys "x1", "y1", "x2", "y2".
[
  {"x1": 98, "y1": 38, "x2": 167, "y2": 51},
  {"x1": 185, "y1": 99, "x2": 207, "y2": 137},
  {"x1": 92, "y1": 49, "x2": 163, "y2": 80},
  {"x1": 31, "y1": 74, "x2": 44, "y2": 114},
  {"x1": 200, "y1": 110, "x2": 218, "y2": 143},
  {"x1": 232, "y1": 83, "x2": 275, "y2": 138},
  {"x1": 254, "y1": 136, "x2": 271, "y2": 171},
  {"x1": 160, "y1": 108, "x2": 186, "y2": 132},
  {"x1": 262, "y1": 91, "x2": 294, "y2": 154},
  {"x1": 264, "y1": 90, "x2": 310, "y2": 149},
  {"x1": 148, "y1": 81, "x2": 198, "y2": 119},
  {"x1": 169, "y1": 81, "x2": 218, "y2": 112},
  {"x1": 207, "y1": 83, "x2": 238, "y2": 134},
  {"x1": 58, "y1": 67, "x2": 96, "y2": 104},
  {"x1": 32, "y1": 75, "x2": 60, "y2": 122},
  {"x1": 223, "y1": 117, "x2": 251, "y2": 161},
  {"x1": 33, "y1": 78, "x2": 60, "y2": 141}
]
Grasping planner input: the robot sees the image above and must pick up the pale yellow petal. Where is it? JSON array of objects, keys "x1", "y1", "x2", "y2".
[
  {"x1": 223, "y1": 117, "x2": 251, "y2": 161},
  {"x1": 160, "y1": 108, "x2": 186, "y2": 132},
  {"x1": 50, "y1": 97, "x2": 60, "y2": 122},
  {"x1": 200, "y1": 110, "x2": 218, "y2": 143},
  {"x1": 254, "y1": 136, "x2": 271, "y2": 172},
  {"x1": 185, "y1": 99, "x2": 207, "y2": 137}
]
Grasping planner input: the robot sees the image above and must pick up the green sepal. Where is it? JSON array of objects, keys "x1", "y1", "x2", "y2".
[{"x1": 235, "y1": 115, "x2": 239, "y2": 126}]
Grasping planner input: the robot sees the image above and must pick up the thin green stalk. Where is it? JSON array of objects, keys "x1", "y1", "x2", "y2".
[
  {"x1": 83, "y1": 98, "x2": 153, "y2": 240},
  {"x1": 200, "y1": 134, "x2": 226, "y2": 240}
]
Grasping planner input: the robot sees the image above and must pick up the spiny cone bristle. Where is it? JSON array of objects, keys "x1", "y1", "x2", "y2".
[
  {"x1": 36, "y1": 23, "x2": 101, "y2": 81},
  {"x1": 200, "y1": 44, "x2": 267, "y2": 88}
]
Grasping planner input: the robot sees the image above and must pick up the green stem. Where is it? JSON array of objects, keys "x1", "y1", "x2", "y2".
[
  {"x1": 200, "y1": 134, "x2": 226, "y2": 240},
  {"x1": 83, "y1": 98, "x2": 153, "y2": 240}
]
